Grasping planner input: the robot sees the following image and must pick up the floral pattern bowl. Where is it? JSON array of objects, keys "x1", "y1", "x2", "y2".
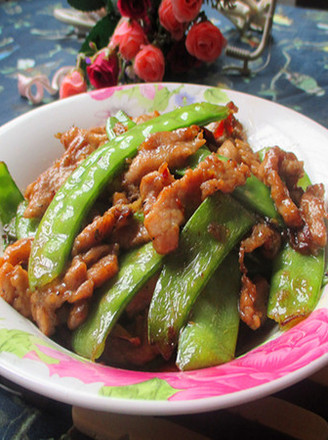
[{"x1": 0, "y1": 83, "x2": 327, "y2": 416}]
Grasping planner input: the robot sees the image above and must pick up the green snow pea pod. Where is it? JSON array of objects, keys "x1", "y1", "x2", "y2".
[
  {"x1": 106, "y1": 116, "x2": 119, "y2": 140},
  {"x1": 267, "y1": 173, "x2": 326, "y2": 328},
  {"x1": 0, "y1": 162, "x2": 24, "y2": 227},
  {"x1": 148, "y1": 192, "x2": 255, "y2": 360},
  {"x1": 106, "y1": 110, "x2": 136, "y2": 140},
  {"x1": 267, "y1": 244, "x2": 325, "y2": 329},
  {"x1": 15, "y1": 200, "x2": 39, "y2": 240},
  {"x1": 176, "y1": 252, "x2": 241, "y2": 371},
  {"x1": 28, "y1": 102, "x2": 229, "y2": 290},
  {"x1": 233, "y1": 173, "x2": 283, "y2": 225},
  {"x1": 114, "y1": 110, "x2": 136, "y2": 130},
  {"x1": 72, "y1": 241, "x2": 162, "y2": 360}
]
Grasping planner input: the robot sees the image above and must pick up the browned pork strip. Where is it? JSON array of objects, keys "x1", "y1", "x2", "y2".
[
  {"x1": 257, "y1": 146, "x2": 304, "y2": 228},
  {"x1": 139, "y1": 162, "x2": 175, "y2": 216},
  {"x1": 123, "y1": 125, "x2": 205, "y2": 186},
  {"x1": 239, "y1": 223, "x2": 281, "y2": 330},
  {"x1": 0, "y1": 237, "x2": 119, "y2": 335},
  {"x1": 0, "y1": 238, "x2": 33, "y2": 318},
  {"x1": 30, "y1": 244, "x2": 119, "y2": 335},
  {"x1": 72, "y1": 204, "x2": 131, "y2": 256},
  {"x1": 0, "y1": 237, "x2": 32, "y2": 267},
  {"x1": 133, "y1": 110, "x2": 160, "y2": 125},
  {"x1": 24, "y1": 126, "x2": 107, "y2": 218},
  {"x1": 239, "y1": 275, "x2": 270, "y2": 331},
  {"x1": 143, "y1": 154, "x2": 250, "y2": 255},
  {"x1": 291, "y1": 183, "x2": 328, "y2": 254},
  {"x1": 103, "y1": 316, "x2": 159, "y2": 368},
  {"x1": 0, "y1": 262, "x2": 32, "y2": 318}
]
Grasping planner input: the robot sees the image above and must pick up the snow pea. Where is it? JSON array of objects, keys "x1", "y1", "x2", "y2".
[
  {"x1": 177, "y1": 147, "x2": 282, "y2": 224},
  {"x1": 72, "y1": 241, "x2": 162, "y2": 360},
  {"x1": 106, "y1": 110, "x2": 136, "y2": 140},
  {"x1": 105, "y1": 116, "x2": 119, "y2": 140},
  {"x1": 0, "y1": 162, "x2": 24, "y2": 227},
  {"x1": 267, "y1": 243, "x2": 325, "y2": 329},
  {"x1": 176, "y1": 252, "x2": 241, "y2": 371},
  {"x1": 267, "y1": 173, "x2": 326, "y2": 328},
  {"x1": 28, "y1": 102, "x2": 229, "y2": 290},
  {"x1": 15, "y1": 200, "x2": 39, "y2": 240},
  {"x1": 148, "y1": 192, "x2": 255, "y2": 360},
  {"x1": 115, "y1": 110, "x2": 136, "y2": 130}
]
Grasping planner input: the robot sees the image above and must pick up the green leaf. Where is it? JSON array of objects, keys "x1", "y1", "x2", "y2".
[
  {"x1": 204, "y1": 87, "x2": 228, "y2": 104},
  {"x1": 99, "y1": 378, "x2": 180, "y2": 400},
  {"x1": 0, "y1": 328, "x2": 60, "y2": 364},
  {"x1": 106, "y1": 0, "x2": 116, "y2": 13},
  {"x1": 68, "y1": 0, "x2": 106, "y2": 12},
  {"x1": 80, "y1": 14, "x2": 119, "y2": 56}
]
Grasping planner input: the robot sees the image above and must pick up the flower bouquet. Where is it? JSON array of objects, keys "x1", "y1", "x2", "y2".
[{"x1": 60, "y1": 0, "x2": 232, "y2": 98}]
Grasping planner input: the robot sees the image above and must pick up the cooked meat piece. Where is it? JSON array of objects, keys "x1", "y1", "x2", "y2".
[
  {"x1": 238, "y1": 223, "x2": 281, "y2": 330},
  {"x1": 110, "y1": 196, "x2": 151, "y2": 249},
  {"x1": 0, "y1": 237, "x2": 119, "y2": 336},
  {"x1": 0, "y1": 262, "x2": 32, "y2": 318},
  {"x1": 239, "y1": 223, "x2": 281, "y2": 263},
  {"x1": 0, "y1": 238, "x2": 34, "y2": 318},
  {"x1": 217, "y1": 139, "x2": 241, "y2": 162},
  {"x1": 59, "y1": 125, "x2": 107, "y2": 151},
  {"x1": 239, "y1": 275, "x2": 270, "y2": 331},
  {"x1": 0, "y1": 237, "x2": 33, "y2": 267},
  {"x1": 232, "y1": 139, "x2": 262, "y2": 176},
  {"x1": 24, "y1": 126, "x2": 107, "y2": 218},
  {"x1": 67, "y1": 299, "x2": 89, "y2": 330},
  {"x1": 30, "y1": 245, "x2": 119, "y2": 336},
  {"x1": 112, "y1": 191, "x2": 130, "y2": 205},
  {"x1": 72, "y1": 204, "x2": 131, "y2": 256},
  {"x1": 103, "y1": 315, "x2": 159, "y2": 368},
  {"x1": 110, "y1": 216, "x2": 150, "y2": 250},
  {"x1": 258, "y1": 146, "x2": 304, "y2": 228},
  {"x1": 86, "y1": 253, "x2": 119, "y2": 288},
  {"x1": 140, "y1": 163, "x2": 175, "y2": 216},
  {"x1": 123, "y1": 125, "x2": 205, "y2": 186},
  {"x1": 132, "y1": 111, "x2": 160, "y2": 125},
  {"x1": 144, "y1": 154, "x2": 250, "y2": 254},
  {"x1": 291, "y1": 184, "x2": 328, "y2": 254}
]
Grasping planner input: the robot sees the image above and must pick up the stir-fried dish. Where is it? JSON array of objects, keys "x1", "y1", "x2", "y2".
[{"x1": 0, "y1": 102, "x2": 327, "y2": 371}]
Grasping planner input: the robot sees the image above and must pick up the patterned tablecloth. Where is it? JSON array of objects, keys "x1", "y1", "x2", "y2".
[
  {"x1": 1, "y1": 2, "x2": 328, "y2": 128},
  {"x1": 0, "y1": 1, "x2": 327, "y2": 439}
]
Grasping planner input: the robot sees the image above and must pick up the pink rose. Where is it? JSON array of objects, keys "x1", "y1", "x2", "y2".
[
  {"x1": 158, "y1": 0, "x2": 186, "y2": 41},
  {"x1": 171, "y1": 0, "x2": 202, "y2": 23},
  {"x1": 134, "y1": 45, "x2": 165, "y2": 82},
  {"x1": 59, "y1": 69, "x2": 87, "y2": 99},
  {"x1": 186, "y1": 21, "x2": 226, "y2": 62},
  {"x1": 110, "y1": 19, "x2": 147, "y2": 61},
  {"x1": 86, "y1": 51, "x2": 119, "y2": 89},
  {"x1": 117, "y1": 0, "x2": 151, "y2": 19}
]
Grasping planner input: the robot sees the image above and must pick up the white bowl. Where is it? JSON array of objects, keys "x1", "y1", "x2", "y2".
[{"x1": 0, "y1": 82, "x2": 327, "y2": 416}]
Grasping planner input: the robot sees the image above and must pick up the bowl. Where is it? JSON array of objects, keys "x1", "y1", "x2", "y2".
[{"x1": 0, "y1": 82, "x2": 327, "y2": 415}]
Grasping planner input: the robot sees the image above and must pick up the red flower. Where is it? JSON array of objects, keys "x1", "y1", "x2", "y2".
[
  {"x1": 86, "y1": 50, "x2": 119, "y2": 89},
  {"x1": 59, "y1": 69, "x2": 87, "y2": 99},
  {"x1": 117, "y1": 0, "x2": 151, "y2": 19},
  {"x1": 171, "y1": 0, "x2": 202, "y2": 23},
  {"x1": 186, "y1": 21, "x2": 226, "y2": 62},
  {"x1": 134, "y1": 45, "x2": 165, "y2": 82},
  {"x1": 110, "y1": 19, "x2": 148, "y2": 61},
  {"x1": 158, "y1": 0, "x2": 186, "y2": 41}
]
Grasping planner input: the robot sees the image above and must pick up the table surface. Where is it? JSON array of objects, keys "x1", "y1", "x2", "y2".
[{"x1": 0, "y1": 1, "x2": 328, "y2": 439}]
